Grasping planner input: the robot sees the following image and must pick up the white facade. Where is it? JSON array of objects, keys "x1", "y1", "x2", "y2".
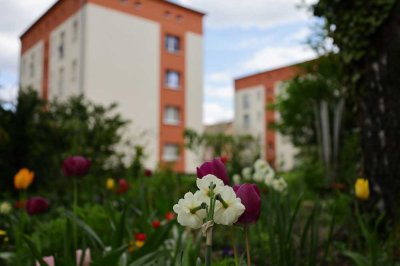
[
  {"x1": 274, "y1": 82, "x2": 298, "y2": 171},
  {"x1": 185, "y1": 32, "x2": 203, "y2": 172},
  {"x1": 234, "y1": 85, "x2": 266, "y2": 158},
  {"x1": 20, "y1": 41, "x2": 44, "y2": 94},
  {"x1": 83, "y1": 4, "x2": 161, "y2": 169},
  {"x1": 19, "y1": 2, "x2": 203, "y2": 172}
]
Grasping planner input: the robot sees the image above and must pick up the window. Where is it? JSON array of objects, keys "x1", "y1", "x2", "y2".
[
  {"x1": 243, "y1": 114, "x2": 250, "y2": 129},
  {"x1": 165, "y1": 34, "x2": 180, "y2": 53},
  {"x1": 176, "y1": 14, "x2": 183, "y2": 22},
  {"x1": 59, "y1": 31, "x2": 65, "y2": 59},
  {"x1": 164, "y1": 106, "x2": 180, "y2": 125},
  {"x1": 243, "y1": 94, "x2": 250, "y2": 109},
  {"x1": 72, "y1": 20, "x2": 78, "y2": 42},
  {"x1": 71, "y1": 60, "x2": 77, "y2": 82},
  {"x1": 163, "y1": 144, "x2": 179, "y2": 162},
  {"x1": 134, "y1": 1, "x2": 142, "y2": 9},
  {"x1": 164, "y1": 11, "x2": 171, "y2": 18},
  {"x1": 58, "y1": 67, "x2": 64, "y2": 97},
  {"x1": 165, "y1": 70, "x2": 180, "y2": 89}
]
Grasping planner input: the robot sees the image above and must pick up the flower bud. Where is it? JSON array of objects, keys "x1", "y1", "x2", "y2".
[
  {"x1": 355, "y1": 178, "x2": 369, "y2": 200},
  {"x1": 26, "y1": 197, "x2": 49, "y2": 215},
  {"x1": 0, "y1": 202, "x2": 12, "y2": 215},
  {"x1": 196, "y1": 158, "x2": 229, "y2": 185},
  {"x1": 62, "y1": 156, "x2": 91, "y2": 177},
  {"x1": 116, "y1": 179, "x2": 129, "y2": 195},
  {"x1": 14, "y1": 168, "x2": 34, "y2": 190},
  {"x1": 106, "y1": 178, "x2": 115, "y2": 190},
  {"x1": 233, "y1": 184, "x2": 261, "y2": 225},
  {"x1": 152, "y1": 220, "x2": 161, "y2": 228}
]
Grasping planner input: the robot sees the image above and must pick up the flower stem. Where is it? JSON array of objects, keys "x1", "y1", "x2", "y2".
[
  {"x1": 205, "y1": 225, "x2": 213, "y2": 266},
  {"x1": 230, "y1": 231, "x2": 239, "y2": 266},
  {"x1": 245, "y1": 225, "x2": 251, "y2": 266},
  {"x1": 73, "y1": 179, "x2": 78, "y2": 252}
]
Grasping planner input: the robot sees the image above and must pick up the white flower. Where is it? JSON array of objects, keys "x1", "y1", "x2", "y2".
[
  {"x1": 264, "y1": 168, "x2": 275, "y2": 185},
  {"x1": 0, "y1": 202, "x2": 11, "y2": 215},
  {"x1": 173, "y1": 192, "x2": 207, "y2": 229},
  {"x1": 272, "y1": 178, "x2": 287, "y2": 193},
  {"x1": 196, "y1": 174, "x2": 224, "y2": 203},
  {"x1": 253, "y1": 171, "x2": 265, "y2": 182},
  {"x1": 213, "y1": 186, "x2": 245, "y2": 225},
  {"x1": 242, "y1": 167, "x2": 252, "y2": 180},
  {"x1": 254, "y1": 159, "x2": 268, "y2": 173},
  {"x1": 233, "y1": 174, "x2": 241, "y2": 185}
]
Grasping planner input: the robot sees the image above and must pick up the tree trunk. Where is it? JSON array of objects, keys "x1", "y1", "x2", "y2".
[{"x1": 358, "y1": 1, "x2": 400, "y2": 220}]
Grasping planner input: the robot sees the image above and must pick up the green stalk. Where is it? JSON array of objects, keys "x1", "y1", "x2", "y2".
[
  {"x1": 245, "y1": 225, "x2": 251, "y2": 266},
  {"x1": 230, "y1": 231, "x2": 239, "y2": 266},
  {"x1": 73, "y1": 179, "x2": 78, "y2": 255}
]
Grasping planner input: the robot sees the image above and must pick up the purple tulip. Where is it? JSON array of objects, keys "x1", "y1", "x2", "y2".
[
  {"x1": 196, "y1": 158, "x2": 230, "y2": 185},
  {"x1": 233, "y1": 184, "x2": 261, "y2": 224},
  {"x1": 62, "y1": 156, "x2": 91, "y2": 177},
  {"x1": 26, "y1": 197, "x2": 49, "y2": 215}
]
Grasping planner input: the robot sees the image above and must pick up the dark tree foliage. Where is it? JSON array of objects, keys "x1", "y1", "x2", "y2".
[
  {"x1": 314, "y1": 0, "x2": 400, "y2": 220},
  {"x1": 0, "y1": 89, "x2": 130, "y2": 192}
]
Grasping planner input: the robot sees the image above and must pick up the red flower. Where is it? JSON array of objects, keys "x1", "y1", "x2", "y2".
[
  {"x1": 26, "y1": 197, "x2": 49, "y2": 215},
  {"x1": 220, "y1": 156, "x2": 228, "y2": 165},
  {"x1": 144, "y1": 169, "x2": 153, "y2": 177},
  {"x1": 135, "y1": 233, "x2": 146, "y2": 241},
  {"x1": 233, "y1": 184, "x2": 261, "y2": 225},
  {"x1": 196, "y1": 158, "x2": 230, "y2": 185},
  {"x1": 116, "y1": 179, "x2": 129, "y2": 195},
  {"x1": 62, "y1": 156, "x2": 91, "y2": 177},
  {"x1": 14, "y1": 200, "x2": 26, "y2": 209},
  {"x1": 165, "y1": 212, "x2": 175, "y2": 221},
  {"x1": 152, "y1": 220, "x2": 161, "y2": 228}
]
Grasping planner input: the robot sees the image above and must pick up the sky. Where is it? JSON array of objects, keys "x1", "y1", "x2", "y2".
[{"x1": 0, "y1": 0, "x2": 319, "y2": 124}]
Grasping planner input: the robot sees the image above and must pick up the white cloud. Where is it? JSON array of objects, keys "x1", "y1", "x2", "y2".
[
  {"x1": 205, "y1": 85, "x2": 233, "y2": 100},
  {"x1": 241, "y1": 44, "x2": 317, "y2": 74},
  {"x1": 176, "y1": 0, "x2": 317, "y2": 28},
  {"x1": 203, "y1": 102, "x2": 234, "y2": 125},
  {"x1": 0, "y1": 84, "x2": 18, "y2": 104},
  {"x1": 0, "y1": 0, "x2": 57, "y2": 74}
]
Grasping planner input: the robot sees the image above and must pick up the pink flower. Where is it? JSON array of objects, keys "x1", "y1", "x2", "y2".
[
  {"x1": 26, "y1": 197, "x2": 49, "y2": 215},
  {"x1": 76, "y1": 248, "x2": 91, "y2": 266},
  {"x1": 62, "y1": 156, "x2": 91, "y2": 177},
  {"x1": 36, "y1": 256, "x2": 55, "y2": 266},
  {"x1": 233, "y1": 184, "x2": 261, "y2": 225},
  {"x1": 196, "y1": 158, "x2": 230, "y2": 185}
]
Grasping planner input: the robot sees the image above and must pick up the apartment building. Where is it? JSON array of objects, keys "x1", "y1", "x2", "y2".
[
  {"x1": 19, "y1": 0, "x2": 204, "y2": 173},
  {"x1": 234, "y1": 64, "x2": 301, "y2": 171}
]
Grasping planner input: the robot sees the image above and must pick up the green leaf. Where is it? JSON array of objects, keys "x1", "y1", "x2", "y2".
[
  {"x1": 343, "y1": 251, "x2": 371, "y2": 266},
  {"x1": 91, "y1": 245, "x2": 128, "y2": 266},
  {"x1": 23, "y1": 236, "x2": 48, "y2": 266},
  {"x1": 65, "y1": 211, "x2": 105, "y2": 249},
  {"x1": 129, "y1": 250, "x2": 169, "y2": 266}
]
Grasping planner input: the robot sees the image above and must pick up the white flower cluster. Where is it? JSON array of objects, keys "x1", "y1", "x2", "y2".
[
  {"x1": 238, "y1": 159, "x2": 287, "y2": 193},
  {"x1": 173, "y1": 175, "x2": 245, "y2": 229}
]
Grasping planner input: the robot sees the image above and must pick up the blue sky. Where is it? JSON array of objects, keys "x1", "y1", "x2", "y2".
[{"x1": 0, "y1": 0, "x2": 318, "y2": 124}]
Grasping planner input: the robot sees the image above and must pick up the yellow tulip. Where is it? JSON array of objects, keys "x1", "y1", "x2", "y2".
[
  {"x1": 106, "y1": 178, "x2": 115, "y2": 190},
  {"x1": 355, "y1": 178, "x2": 370, "y2": 200},
  {"x1": 0, "y1": 230, "x2": 6, "y2": 236},
  {"x1": 135, "y1": 240, "x2": 145, "y2": 248},
  {"x1": 14, "y1": 168, "x2": 34, "y2": 190}
]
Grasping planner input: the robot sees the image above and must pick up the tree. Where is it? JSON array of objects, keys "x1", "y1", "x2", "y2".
[
  {"x1": 272, "y1": 55, "x2": 357, "y2": 183},
  {"x1": 0, "y1": 89, "x2": 130, "y2": 191},
  {"x1": 314, "y1": 0, "x2": 400, "y2": 220}
]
